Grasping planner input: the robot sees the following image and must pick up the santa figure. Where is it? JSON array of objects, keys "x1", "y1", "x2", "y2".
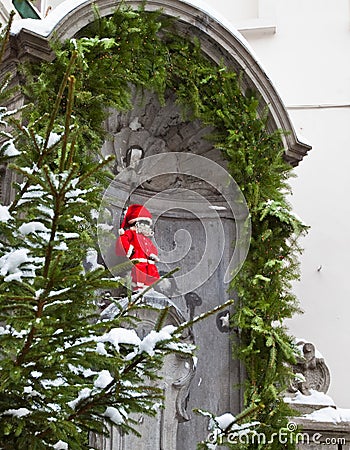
[{"x1": 115, "y1": 204, "x2": 160, "y2": 292}]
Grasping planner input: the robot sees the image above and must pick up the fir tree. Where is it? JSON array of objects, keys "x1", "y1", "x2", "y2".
[{"x1": 0, "y1": 21, "x2": 196, "y2": 450}]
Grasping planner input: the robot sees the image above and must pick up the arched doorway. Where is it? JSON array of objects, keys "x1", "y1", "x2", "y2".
[{"x1": 97, "y1": 88, "x2": 246, "y2": 447}]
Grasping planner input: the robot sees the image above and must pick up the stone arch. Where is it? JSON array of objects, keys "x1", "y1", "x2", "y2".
[{"x1": 8, "y1": 0, "x2": 310, "y2": 166}]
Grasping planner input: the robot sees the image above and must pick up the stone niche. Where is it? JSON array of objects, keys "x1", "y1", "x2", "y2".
[{"x1": 96, "y1": 87, "x2": 245, "y2": 449}]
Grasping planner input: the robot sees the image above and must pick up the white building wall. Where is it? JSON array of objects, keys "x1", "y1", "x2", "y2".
[
  {"x1": 228, "y1": 0, "x2": 350, "y2": 407},
  {"x1": 0, "y1": 0, "x2": 15, "y2": 22},
  {"x1": 1, "y1": 0, "x2": 349, "y2": 406}
]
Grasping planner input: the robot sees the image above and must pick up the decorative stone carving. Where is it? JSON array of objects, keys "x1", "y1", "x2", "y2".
[
  {"x1": 102, "y1": 88, "x2": 227, "y2": 200},
  {"x1": 3, "y1": 0, "x2": 311, "y2": 166},
  {"x1": 284, "y1": 339, "x2": 334, "y2": 415},
  {"x1": 286, "y1": 341, "x2": 350, "y2": 450},
  {"x1": 288, "y1": 340, "x2": 331, "y2": 396}
]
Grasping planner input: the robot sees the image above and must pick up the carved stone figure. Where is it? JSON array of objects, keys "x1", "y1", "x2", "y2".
[{"x1": 288, "y1": 340, "x2": 331, "y2": 395}]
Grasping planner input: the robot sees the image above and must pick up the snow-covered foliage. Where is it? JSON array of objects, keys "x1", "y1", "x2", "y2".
[
  {"x1": 0, "y1": 35, "x2": 196, "y2": 449},
  {"x1": 196, "y1": 408, "x2": 260, "y2": 449}
]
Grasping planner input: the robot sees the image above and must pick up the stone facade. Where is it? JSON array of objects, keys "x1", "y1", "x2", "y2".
[{"x1": 0, "y1": 1, "x2": 317, "y2": 449}]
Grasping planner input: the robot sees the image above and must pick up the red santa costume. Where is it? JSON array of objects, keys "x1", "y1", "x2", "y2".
[{"x1": 115, "y1": 204, "x2": 160, "y2": 292}]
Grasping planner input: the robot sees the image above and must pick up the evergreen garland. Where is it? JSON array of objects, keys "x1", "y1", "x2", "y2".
[{"x1": 6, "y1": 4, "x2": 308, "y2": 448}]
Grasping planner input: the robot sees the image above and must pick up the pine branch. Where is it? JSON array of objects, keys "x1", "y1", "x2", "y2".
[
  {"x1": 15, "y1": 299, "x2": 45, "y2": 365},
  {"x1": 60, "y1": 75, "x2": 75, "y2": 172},
  {"x1": 43, "y1": 51, "x2": 77, "y2": 150},
  {"x1": 0, "y1": 11, "x2": 14, "y2": 65},
  {"x1": 176, "y1": 298, "x2": 234, "y2": 334},
  {"x1": 9, "y1": 52, "x2": 78, "y2": 212},
  {"x1": 76, "y1": 153, "x2": 115, "y2": 186}
]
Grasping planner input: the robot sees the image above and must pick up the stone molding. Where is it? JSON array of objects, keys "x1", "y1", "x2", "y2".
[
  {"x1": 294, "y1": 418, "x2": 350, "y2": 450},
  {"x1": 6, "y1": 0, "x2": 311, "y2": 166}
]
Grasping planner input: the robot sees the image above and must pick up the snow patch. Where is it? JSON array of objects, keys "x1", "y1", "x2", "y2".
[
  {"x1": 0, "y1": 205, "x2": 12, "y2": 223},
  {"x1": 104, "y1": 406, "x2": 125, "y2": 425},
  {"x1": 96, "y1": 342, "x2": 108, "y2": 356},
  {"x1": 48, "y1": 287, "x2": 71, "y2": 298},
  {"x1": 59, "y1": 232, "x2": 79, "y2": 239},
  {"x1": 284, "y1": 389, "x2": 335, "y2": 407},
  {"x1": 48, "y1": 132, "x2": 62, "y2": 148},
  {"x1": 98, "y1": 328, "x2": 141, "y2": 352},
  {"x1": 72, "y1": 215, "x2": 84, "y2": 222},
  {"x1": 0, "y1": 325, "x2": 28, "y2": 338},
  {"x1": 19, "y1": 221, "x2": 50, "y2": 235},
  {"x1": 94, "y1": 370, "x2": 113, "y2": 389},
  {"x1": 53, "y1": 440, "x2": 68, "y2": 450},
  {"x1": 138, "y1": 325, "x2": 176, "y2": 356},
  {"x1": 91, "y1": 209, "x2": 99, "y2": 219},
  {"x1": 2, "y1": 139, "x2": 20, "y2": 157},
  {"x1": 211, "y1": 412, "x2": 236, "y2": 431},
  {"x1": 66, "y1": 188, "x2": 90, "y2": 199},
  {"x1": 304, "y1": 406, "x2": 350, "y2": 423},
  {"x1": 38, "y1": 205, "x2": 54, "y2": 219},
  {"x1": 41, "y1": 378, "x2": 67, "y2": 389},
  {"x1": 68, "y1": 387, "x2": 92, "y2": 410},
  {"x1": 0, "y1": 248, "x2": 30, "y2": 280},
  {"x1": 54, "y1": 242, "x2": 68, "y2": 251},
  {"x1": 31, "y1": 371, "x2": 43, "y2": 379},
  {"x1": 4, "y1": 408, "x2": 31, "y2": 418}
]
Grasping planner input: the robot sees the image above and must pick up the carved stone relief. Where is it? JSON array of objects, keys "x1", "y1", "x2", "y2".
[
  {"x1": 288, "y1": 340, "x2": 331, "y2": 396},
  {"x1": 102, "y1": 88, "x2": 229, "y2": 200}
]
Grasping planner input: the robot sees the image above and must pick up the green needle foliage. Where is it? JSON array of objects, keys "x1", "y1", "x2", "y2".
[
  {"x1": 0, "y1": 17, "x2": 196, "y2": 449},
  {"x1": 2, "y1": 3, "x2": 308, "y2": 449}
]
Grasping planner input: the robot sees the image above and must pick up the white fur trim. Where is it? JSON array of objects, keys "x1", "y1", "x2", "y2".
[
  {"x1": 118, "y1": 228, "x2": 125, "y2": 235},
  {"x1": 126, "y1": 244, "x2": 134, "y2": 258},
  {"x1": 149, "y1": 253, "x2": 160, "y2": 262},
  {"x1": 128, "y1": 217, "x2": 152, "y2": 224}
]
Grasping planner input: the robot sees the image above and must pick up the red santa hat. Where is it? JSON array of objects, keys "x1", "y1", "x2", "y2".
[{"x1": 118, "y1": 204, "x2": 153, "y2": 235}]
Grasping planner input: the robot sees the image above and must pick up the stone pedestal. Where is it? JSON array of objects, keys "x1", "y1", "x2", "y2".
[{"x1": 90, "y1": 290, "x2": 196, "y2": 450}]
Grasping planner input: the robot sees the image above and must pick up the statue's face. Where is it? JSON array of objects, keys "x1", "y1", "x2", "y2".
[{"x1": 135, "y1": 220, "x2": 153, "y2": 237}]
